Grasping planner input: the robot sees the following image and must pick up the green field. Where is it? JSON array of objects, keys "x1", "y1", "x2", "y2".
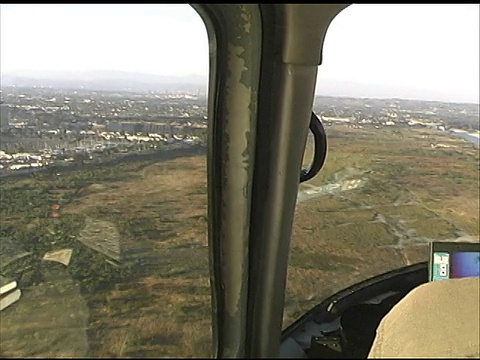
[{"x1": 0, "y1": 125, "x2": 478, "y2": 357}]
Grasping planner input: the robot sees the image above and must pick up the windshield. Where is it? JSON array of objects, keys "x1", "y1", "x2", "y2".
[
  {"x1": 283, "y1": 4, "x2": 479, "y2": 328},
  {"x1": 0, "y1": 4, "x2": 211, "y2": 358},
  {"x1": 0, "y1": 3, "x2": 479, "y2": 358}
]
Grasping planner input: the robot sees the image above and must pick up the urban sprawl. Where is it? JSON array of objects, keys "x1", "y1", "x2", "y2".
[{"x1": 0, "y1": 86, "x2": 478, "y2": 175}]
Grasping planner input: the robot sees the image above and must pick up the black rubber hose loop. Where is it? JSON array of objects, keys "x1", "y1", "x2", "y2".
[{"x1": 300, "y1": 112, "x2": 327, "y2": 183}]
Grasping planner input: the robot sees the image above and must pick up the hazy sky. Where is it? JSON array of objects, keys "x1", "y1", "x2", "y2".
[{"x1": 1, "y1": 4, "x2": 479, "y2": 103}]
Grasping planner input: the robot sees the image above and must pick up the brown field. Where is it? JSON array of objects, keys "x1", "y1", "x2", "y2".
[
  {"x1": 284, "y1": 126, "x2": 479, "y2": 326},
  {"x1": 1, "y1": 125, "x2": 478, "y2": 357}
]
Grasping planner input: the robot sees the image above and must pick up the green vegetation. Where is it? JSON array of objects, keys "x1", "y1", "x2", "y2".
[{"x1": 0, "y1": 166, "x2": 138, "y2": 294}]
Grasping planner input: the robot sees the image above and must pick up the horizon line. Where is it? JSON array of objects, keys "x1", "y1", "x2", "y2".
[{"x1": 1, "y1": 70, "x2": 478, "y2": 106}]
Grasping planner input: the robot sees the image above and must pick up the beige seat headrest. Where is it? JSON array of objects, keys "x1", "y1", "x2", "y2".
[{"x1": 368, "y1": 277, "x2": 480, "y2": 359}]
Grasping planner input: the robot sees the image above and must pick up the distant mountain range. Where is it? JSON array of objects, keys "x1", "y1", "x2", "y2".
[
  {"x1": 1, "y1": 70, "x2": 208, "y2": 93},
  {"x1": 315, "y1": 78, "x2": 479, "y2": 105},
  {"x1": 1, "y1": 70, "x2": 478, "y2": 104}
]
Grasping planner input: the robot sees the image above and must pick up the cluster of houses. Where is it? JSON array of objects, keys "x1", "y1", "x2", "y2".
[
  {"x1": 0, "y1": 150, "x2": 47, "y2": 171},
  {"x1": 0, "y1": 131, "x2": 202, "y2": 173}
]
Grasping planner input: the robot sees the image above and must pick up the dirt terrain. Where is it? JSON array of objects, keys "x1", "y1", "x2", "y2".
[{"x1": 0, "y1": 126, "x2": 478, "y2": 357}]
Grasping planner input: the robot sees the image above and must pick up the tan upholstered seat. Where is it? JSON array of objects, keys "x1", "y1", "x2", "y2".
[{"x1": 368, "y1": 276, "x2": 480, "y2": 358}]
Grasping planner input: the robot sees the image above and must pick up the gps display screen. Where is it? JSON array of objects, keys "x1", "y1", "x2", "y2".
[{"x1": 429, "y1": 242, "x2": 480, "y2": 282}]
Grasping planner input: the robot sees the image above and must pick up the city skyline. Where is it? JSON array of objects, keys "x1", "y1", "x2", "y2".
[{"x1": 1, "y1": 4, "x2": 479, "y2": 103}]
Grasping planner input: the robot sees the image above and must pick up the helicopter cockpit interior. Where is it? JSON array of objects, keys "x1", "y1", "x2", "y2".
[
  {"x1": 0, "y1": 3, "x2": 478, "y2": 359},
  {"x1": 193, "y1": 4, "x2": 480, "y2": 358}
]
